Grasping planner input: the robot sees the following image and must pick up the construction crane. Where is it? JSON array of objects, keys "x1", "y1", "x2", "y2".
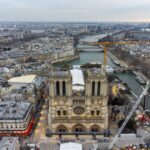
[
  {"x1": 109, "y1": 81, "x2": 150, "y2": 149},
  {"x1": 95, "y1": 41, "x2": 150, "y2": 149},
  {"x1": 96, "y1": 41, "x2": 150, "y2": 70}
]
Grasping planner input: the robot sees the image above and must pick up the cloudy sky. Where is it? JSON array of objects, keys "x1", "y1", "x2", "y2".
[{"x1": 0, "y1": 0, "x2": 150, "y2": 22}]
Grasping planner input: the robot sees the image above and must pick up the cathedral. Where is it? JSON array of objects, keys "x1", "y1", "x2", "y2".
[{"x1": 48, "y1": 65, "x2": 108, "y2": 135}]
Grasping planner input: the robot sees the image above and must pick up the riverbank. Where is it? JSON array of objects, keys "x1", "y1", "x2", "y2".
[
  {"x1": 73, "y1": 33, "x2": 150, "y2": 109},
  {"x1": 111, "y1": 49, "x2": 150, "y2": 79},
  {"x1": 108, "y1": 51, "x2": 129, "y2": 68},
  {"x1": 108, "y1": 51, "x2": 149, "y2": 83},
  {"x1": 77, "y1": 48, "x2": 103, "y2": 52},
  {"x1": 51, "y1": 55, "x2": 80, "y2": 64}
]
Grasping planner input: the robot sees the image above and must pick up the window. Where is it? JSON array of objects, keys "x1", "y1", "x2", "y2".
[
  {"x1": 96, "y1": 110, "x2": 100, "y2": 116},
  {"x1": 57, "y1": 110, "x2": 61, "y2": 116},
  {"x1": 59, "y1": 129, "x2": 66, "y2": 132},
  {"x1": 75, "y1": 128, "x2": 82, "y2": 132},
  {"x1": 1, "y1": 123, "x2": 3, "y2": 128},
  {"x1": 97, "y1": 81, "x2": 101, "y2": 96},
  {"x1": 62, "y1": 81, "x2": 66, "y2": 96},
  {"x1": 91, "y1": 110, "x2": 94, "y2": 116},
  {"x1": 63, "y1": 110, "x2": 67, "y2": 116},
  {"x1": 74, "y1": 107, "x2": 84, "y2": 114},
  {"x1": 23, "y1": 124, "x2": 27, "y2": 128},
  {"x1": 92, "y1": 128, "x2": 98, "y2": 132},
  {"x1": 56, "y1": 81, "x2": 60, "y2": 96},
  {"x1": 92, "y1": 81, "x2": 95, "y2": 96}
]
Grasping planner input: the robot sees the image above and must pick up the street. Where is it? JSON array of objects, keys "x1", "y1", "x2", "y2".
[{"x1": 29, "y1": 100, "x2": 48, "y2": 144}]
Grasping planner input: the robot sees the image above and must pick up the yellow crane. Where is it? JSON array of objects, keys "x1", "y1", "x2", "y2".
[
  {"x1": 95, "y1": 40, "x2": 150, "y2": 149},
  {"x1": 96, "y1": 41, "x2": 150, "y2": 70}
]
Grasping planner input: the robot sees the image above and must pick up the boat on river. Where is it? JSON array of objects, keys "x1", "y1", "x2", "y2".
[
  {"x1": 106, "y1": 65, "x2": 114, "y2": 73},
  {"x1": 113, "y1": 60, "x2": 120, "y2": 65},
  {"x1": 135, "y1": 76, "x2": 146, "y2": 84}
]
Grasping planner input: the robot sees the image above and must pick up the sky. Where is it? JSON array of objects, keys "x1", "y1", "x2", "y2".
[{"x1": 0, "y1": 0, "x2": 150, "y2": 22}]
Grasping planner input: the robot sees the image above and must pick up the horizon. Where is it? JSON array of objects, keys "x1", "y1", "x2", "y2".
[
  {"x1": 0, "y1": 20, "x2": 150, "y2": 24},
  {"x1": 0, "y1": 0, "x2": 150, "y2": 22}
]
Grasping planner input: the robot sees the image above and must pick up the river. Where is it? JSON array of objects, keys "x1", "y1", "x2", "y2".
[
  {"x1": 67, "y1": 51, "x2": 143, "y2": 94},
  {"x1": 57, "y1": 34, "x2": 150, "y2": 109}
]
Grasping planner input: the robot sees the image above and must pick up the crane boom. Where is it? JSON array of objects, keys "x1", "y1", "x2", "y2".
[
  {"x1": 109, "y1": 81, "x2": 150, "y2": 149},
  {"x1": 95, "y1": 40, "x2": 150, "y2": 149},
  {"x1": 96, "y1": 41, "x2": 150, "y2": 70}
]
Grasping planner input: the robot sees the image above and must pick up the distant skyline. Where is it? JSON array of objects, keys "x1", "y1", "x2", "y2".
[{"x1": 0, "y1": 0, "x2": 150, "y2": 22}]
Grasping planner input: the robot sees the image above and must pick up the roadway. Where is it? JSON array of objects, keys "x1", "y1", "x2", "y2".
[
  {"x1": 35, "y1": 102, "x2": 48, "y2": 143},
  {"x1": 29, "y1": 100, "x2": 48, "y2": 144},
  {"x1": 37, "y1": 137, "x2": 110, "y2": 150},
  {"x1": 36, "y1": 128, "x2": 150, "y2": 150}
]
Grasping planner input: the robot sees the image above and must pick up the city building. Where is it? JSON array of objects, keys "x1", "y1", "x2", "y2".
[
  {"x1": 0, "y1": 137, "x2": 20, "y2": 150},
  {"x1": 6, "y1": 75, "x2": 47, "y2": 107},
  {"x1": 0, "y1": 101, "x2": 34, "y2": 136},
  {"x1": 48, "y1": 65, "x2": 108, "y2": 134}
]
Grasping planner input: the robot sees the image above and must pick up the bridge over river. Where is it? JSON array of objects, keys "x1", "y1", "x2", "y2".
[{"x1": 113, "y1": 66, "x2": 134, "y2": 73}]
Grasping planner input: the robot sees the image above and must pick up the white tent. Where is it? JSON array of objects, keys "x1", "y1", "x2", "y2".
[
  {"x1": 70, "y1": 69, "x2": 85, "y2": 91},
  {"x1": 60, "y1": 142, "x2": 82, "y2": 150}
]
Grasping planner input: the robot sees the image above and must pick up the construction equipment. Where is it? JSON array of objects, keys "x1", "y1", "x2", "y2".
[
  {"x1": 96, "y1": 41, "x2": 150, "y2": 70},
  {"x1": 112, "y1": 84, "x2": 119, "y2": 97},
  {"x1": 108, "y1": 81, "x2": 150, "y2": 149},
  {"x1": 95, "y1": 41, "x2": 150, "y2": 149},
  {"x1": 138, "y1": 114, "x2": 148, "y2": 123}
]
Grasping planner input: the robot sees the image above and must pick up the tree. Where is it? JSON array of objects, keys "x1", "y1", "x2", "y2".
[
  {"x1": 109, "y1": 97, "x2": 125, "y2": 106},
  {"x1": 62, "y1": 64, "x2": 70, "y2": 69},
  {"x1": 118, "y1": 119, "x2": 137, "y2": 133}
]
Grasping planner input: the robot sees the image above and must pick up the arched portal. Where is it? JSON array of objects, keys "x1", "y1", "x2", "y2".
[
  {"x1": 90, "y1": 124, "x2": 100, "y2": 132},
  {"x1": 72, "y1": 124, "x2": 86, "y2": 132},
  {"x1": 56, "y1": 125, "x2": 68, "y2": 132}
]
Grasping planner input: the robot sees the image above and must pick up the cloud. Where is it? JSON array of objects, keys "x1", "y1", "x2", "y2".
[{"x1": 0, "y1": 0, "x2": 150, "y2": 22}]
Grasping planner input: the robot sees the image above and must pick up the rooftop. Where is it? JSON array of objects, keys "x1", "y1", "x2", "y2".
[
  {"x1": 87, "y1": 68, "x2": 106, "y2": 78},
  {"x1": 33, "y1": 76, "x2": 46, "y2": 89},
  {"x1": 8, "y1": 74, "x2": 36, "y2": 84},
  {"x1": 0, "y1": 137, "x2": 19, "y2": 150},
  {"x1": 50, "y1": 71, "x2": 70, "y2": 78},
  {"x1": 0, "y1": 101, "x2": 32, "y2": 121}
]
